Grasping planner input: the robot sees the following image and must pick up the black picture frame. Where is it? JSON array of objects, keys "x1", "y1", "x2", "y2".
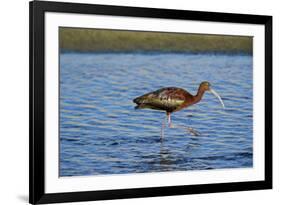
[{"x1": 29, "y1": 0, "x2": 272, "y2": 204}]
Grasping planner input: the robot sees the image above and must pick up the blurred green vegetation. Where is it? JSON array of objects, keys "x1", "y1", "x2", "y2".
[{"x1": 59, "y1": 27, "x2": 252, "y2": 54}]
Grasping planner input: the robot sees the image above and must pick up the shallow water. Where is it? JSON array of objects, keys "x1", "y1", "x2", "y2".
[{"x1": 59, "y1": 52, "x2": 253, "y2": 177}]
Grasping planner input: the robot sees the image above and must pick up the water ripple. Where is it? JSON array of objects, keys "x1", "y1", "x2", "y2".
[{"x1": 60, "y1": 53, "x2": 253, "y2": 176}]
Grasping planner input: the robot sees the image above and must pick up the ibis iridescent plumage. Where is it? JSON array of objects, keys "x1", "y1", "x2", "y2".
[{"x1": 133, "y1": 82, "x2": 225, "y2": 137}]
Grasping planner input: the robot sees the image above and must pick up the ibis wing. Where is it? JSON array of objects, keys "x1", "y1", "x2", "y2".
[{"x1": 133, "y1": 87, "x2": 189, "y2": 112}]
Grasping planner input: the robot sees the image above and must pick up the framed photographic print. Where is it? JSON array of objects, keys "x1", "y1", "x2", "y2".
[{"x1": 29, "y1": 0, "x2": 272, "y2": 204}]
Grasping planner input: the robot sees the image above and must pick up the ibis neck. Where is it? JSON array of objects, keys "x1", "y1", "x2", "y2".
[{"x1": 193, "y1": 87, "x2": 206, "y2": 103}]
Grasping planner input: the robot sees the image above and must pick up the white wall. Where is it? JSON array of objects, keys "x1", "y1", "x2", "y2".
[{"x1": 0, "y1": 0, "x2": 279, "y2": 204}]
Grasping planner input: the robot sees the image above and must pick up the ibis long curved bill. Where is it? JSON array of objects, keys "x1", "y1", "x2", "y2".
[{"x1": 209, "y1": 88, "x2": 225, "y2": 109}]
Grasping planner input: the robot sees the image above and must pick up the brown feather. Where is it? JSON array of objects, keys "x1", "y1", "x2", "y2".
[{"x1": 133, "y1": 87, "x2": 195, "y2": 113}]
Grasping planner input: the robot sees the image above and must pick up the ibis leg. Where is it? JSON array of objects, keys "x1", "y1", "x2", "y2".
[
  {"x1": 160, "y1": 117, "x2": 166, "y2": 140},
  {"x1": 170, "y1": 124, "x2": 200, "y2": 136},
  {"x1": 167, "y1": 112, "x2": 172, "y2": 128},
  {"x1": 186, "y1": 127, "x2": 201, "y2": 136},
  {"x1": 165, "y1": 112, "x2": 200, "y2": 136}
]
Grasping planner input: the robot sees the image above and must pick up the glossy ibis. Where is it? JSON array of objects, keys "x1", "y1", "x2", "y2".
[{"x1": 133, "y1": 81, "x2": 225, "y2": 137}]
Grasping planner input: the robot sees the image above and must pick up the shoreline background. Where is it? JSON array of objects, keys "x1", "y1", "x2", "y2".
[{"x1": 59, "y1": 27, "x2": 253, "y2": 54}]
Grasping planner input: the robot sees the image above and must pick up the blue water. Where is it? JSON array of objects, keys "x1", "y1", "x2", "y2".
[{"x1": 59, "y1": 53, "x2": 253, "y2": 177}]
